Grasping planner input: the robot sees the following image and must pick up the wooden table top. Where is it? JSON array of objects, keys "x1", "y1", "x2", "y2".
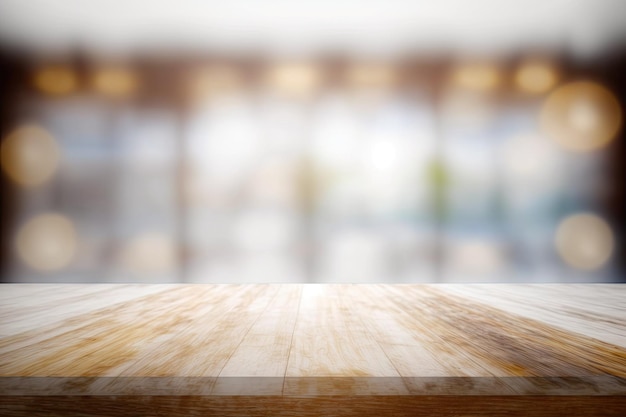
[{"x1": 1, "y1": 284, "x2": 625, "y2": 397}]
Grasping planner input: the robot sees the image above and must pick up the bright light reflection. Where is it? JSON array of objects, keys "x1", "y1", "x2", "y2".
[
  {"x1": 16, "y1": 214, "x2": 77, "y2": 271},
  {"x1": 541, "y1": 81, "x2": 622, "y2": 152},
  {"x1": 515, "y1": 59, "x2": 558, "y2": 94},
  {"x1": 92, "y1": 66, "x2": 139, "y2": 97},
  {"x1": 555, "y1": 213, "x2": 614, "y2": 270},
  {"x1": 1, "y1": 124, "x2": 60, "y2": 187},
  {"x1": 33, "y1": 65, "x2": 77, "y2": 95}
]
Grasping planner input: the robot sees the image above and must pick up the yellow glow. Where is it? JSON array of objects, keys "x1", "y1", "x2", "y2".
[
  {"x1": 345, "y1": 63, "x2": 397, "y2": 89},
  {"x1": 33, "y1": 66, "x2": 77, "y2": 95},
  {"x1": 541, "y1": 81, "x2": 622, "y2": 151},
  {"x1": 188, "y1": 64, "x2": 243, "y2": 101},
  {"x1": 120, "y1": 233, "x2": 176, "y2": 273},
  {"x1": 555, "y1": 213, "x2": 614, "y2": 270},
  {"x1": 515, "y1": 59, "x2": 558, "y2": 94},
  {"x1": 450, "y1": 62, "x2": 501, "y2": 92},
  {"x1": 265, "y1": 62, "x2": 322, "y2": 96},
  {"x1": 92, "y1": 67, "x2": 138, "y2": 97},
  {"x1": 16, "y1": 214, "x2": 77, "y2": 271},
  {"x1": 541, "y1": 81, "x2": 622, "y2": 152},
  {"x1": 1, "y1": 125, "x2": 60, "y2": 187}
]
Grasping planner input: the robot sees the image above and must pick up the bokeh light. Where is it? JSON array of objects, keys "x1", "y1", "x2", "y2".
[
  {"x1": 32, "y1": 65, "x2": 78, "y2": 95},
  {"x1": 555, "y1": 213, "x2": 614, "y2": 270},
  {"x1": 541, "y1": 81, "x2": 622, "y2": 151},
  {"x1": 16, "y1": 214, "x2": 77, "y2": 271},
  {"x1": 92, "y1": 67, "x2": 139, "y2": 97},
  {"x1": 449, "y1": 62, "x2": 501, "y2": 92},
  {"x1": 1, "y1": 124, "x2": 60, "y2": 187},
  {"x1": 344, "y1": 63, "x2": 397, "y2": 90},
  {"x1": 265, "y1": 62, "x2": 322, "y2": 96},
  {"x1": 514, "y1": 59, "x2": 558, "y2": 94},
  {"x1": 187, "y1": 64, "x2": 244, "y2": 102}
]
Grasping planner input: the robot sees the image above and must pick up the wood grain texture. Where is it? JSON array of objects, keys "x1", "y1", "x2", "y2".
[
  {"x1": 1, "y1": 284, "x2": 625, "y2": 415},
  {"x1": 1, "y1": 396, "x2": 625, "y2": 417}
]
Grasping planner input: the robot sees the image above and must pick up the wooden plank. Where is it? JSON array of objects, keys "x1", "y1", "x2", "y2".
[
  {"x1": 438, "y1": 284, "x2": 626, "y2": 348},
  {"x1": 283, "y1": 284, "x2": 407, "y2": 395},
  {"x1": 110, "y1": 284, "x2": 279, "y2": 378},
  {"x1": 214, "y1": 284, "x2": 302, "y2": 395},
  {"x1": 0, "y1": 286, "x2": 178, "y2": 358},
  {"x1": 384, "y1": 285, "x2": 626, "y2": 395},
  {"x1": 387, "y1": 285, "x2": 626, "y2": 375},
  {"x1": 347, "y1": 284, "x2": 520, "y2": 394},
  {"x1": 0, "y1": 283, "x2": 625, "y2": 401},
  {"x1": 0, "y1": 285, "x2": 201, "y2": 376},
  {"x1": 0, "y1": 284, "x2": 172, "y2": 337}
]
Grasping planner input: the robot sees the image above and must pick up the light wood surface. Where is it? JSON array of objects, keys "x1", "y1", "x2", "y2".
[{"x1": 1, "y1": 284, "x2": 625, "y2": 415}]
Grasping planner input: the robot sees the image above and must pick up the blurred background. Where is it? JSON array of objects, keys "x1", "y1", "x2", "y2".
[{"x1": 0, "y1": 0, "x2": 624, "y2": 283}]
